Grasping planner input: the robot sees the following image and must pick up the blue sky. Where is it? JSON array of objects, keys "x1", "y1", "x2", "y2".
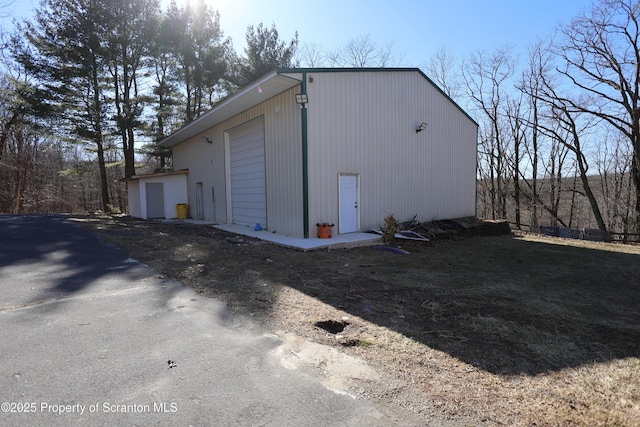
[
  {"x1": 3, "y1": 0, "x2": 595, "y2": 67},
  {"x1": 215, "y1": 0, "x2": 595, "y2": 66}
]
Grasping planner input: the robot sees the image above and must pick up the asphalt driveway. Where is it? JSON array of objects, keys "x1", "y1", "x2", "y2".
[{"x1": 0, "y1": 214, "x2": 421, "y2": 426}]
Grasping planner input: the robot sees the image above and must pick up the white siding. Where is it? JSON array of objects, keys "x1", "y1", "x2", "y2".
[
  {"x1": 172, "y1": 87, "x2": 303, "y2": 236},
  {"x1": 126, "y1": 174, "x2": 188, "y2": 219},
  {"x1": 126, "y1": 180, "x2": 141, "y2": 218},
  {"x1": 305, "y1": 70, "x2": 477, "y2": 232}
]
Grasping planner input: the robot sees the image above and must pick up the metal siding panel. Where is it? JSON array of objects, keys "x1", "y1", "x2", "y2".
[
  {"x1": 172, "y1": 132, "x2": 226, "y2": 223},
  {"x1": 306, "y1": 70, "x2": 477, "y2": 233},
  {"x1": 263, "y1": 89, "x2": 304, "y2": 237},
  {"x1": 171, "y1": 87, "x2": 303, "y2": 235}
]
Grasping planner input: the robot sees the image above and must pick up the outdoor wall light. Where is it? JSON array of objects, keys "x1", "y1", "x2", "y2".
[
  {"x1": 416, "y1": 122, "x2": 428, "y2": 133},
  {"x1": 295, "y1": 93, "x2": 309, "y2": 107}
]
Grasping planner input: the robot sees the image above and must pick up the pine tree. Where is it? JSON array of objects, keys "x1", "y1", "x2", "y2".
[{"x1": 14, "y1": 0, "x2": 112, "y2": 210}]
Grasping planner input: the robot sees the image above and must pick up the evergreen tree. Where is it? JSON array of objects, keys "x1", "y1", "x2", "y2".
[
  {"x1": 103, "y1": 0, "x2": 161, "y2": 178},
  {"x1": 13, "y1": 0, "x2": 112, "y2": 210},
  {"x1": 165, "y1": 0, "x2": 230, "y2": 124},
  {"x1": 232, "y1": 22, "x2": 298, "y2": 88},
  {"x1": 145, "y1": 5, "x2": 181, "y2": 170}
]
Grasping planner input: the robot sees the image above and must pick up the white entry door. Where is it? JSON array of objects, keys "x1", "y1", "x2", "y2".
[{"x1": 338, "y1": 174, "x2": 359, "y2": 234}]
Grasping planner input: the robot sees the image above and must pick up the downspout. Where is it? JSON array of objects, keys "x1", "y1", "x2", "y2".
[{"x1": 301, "y1": 73, "x2": 310, "y2": 238}]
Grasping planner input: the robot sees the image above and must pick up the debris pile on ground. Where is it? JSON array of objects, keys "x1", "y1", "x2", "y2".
[{"x1": 399, "y1": 216, "x2": 510, "y2": 241}]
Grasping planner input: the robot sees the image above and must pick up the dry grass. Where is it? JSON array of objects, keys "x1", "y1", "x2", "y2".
[{"x1": 77, "y1": 215, "x2": 640, "y2": 426}]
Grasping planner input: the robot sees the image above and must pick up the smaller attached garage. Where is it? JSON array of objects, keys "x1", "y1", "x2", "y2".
[{"x1": 122, "y1": 170, "x2": 189, "y2": 219}]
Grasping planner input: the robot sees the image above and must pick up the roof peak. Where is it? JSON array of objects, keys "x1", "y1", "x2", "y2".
[{"x1": 275, "y1": 67, "x2": 422, "y2": 73}]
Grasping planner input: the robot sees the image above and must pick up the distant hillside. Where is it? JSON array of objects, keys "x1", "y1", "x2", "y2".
[{"x1": 477, "y1": 173, "x2": 637, "y2": 242}]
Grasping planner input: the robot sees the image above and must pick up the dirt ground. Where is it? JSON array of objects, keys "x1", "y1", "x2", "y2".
[{"x1": 75, "y1": 214, "x2": 640, "y2": 426}]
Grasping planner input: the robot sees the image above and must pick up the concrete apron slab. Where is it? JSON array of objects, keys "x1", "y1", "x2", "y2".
[{"x1": 212, "y1": 224, "x2": 382, "y2": 251}]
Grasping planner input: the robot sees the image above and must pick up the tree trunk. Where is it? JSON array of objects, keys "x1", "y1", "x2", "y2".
[
  {"x1": 632, "y1": 109, "x2": 640, "y2": 233},
  {"x1": 0, "y1": 111, "x2": 19, "y2": 164},
  {"x1": 632, "y1": 153, "x2": 640, "y2": 233},
  {"x1": 514, "y1": 173, "x2": 521, "y2": 228},
  {"x1": 512, "y1": 114, "x2": 521, "y2": 229},
  {"x1": 124, "y1": 127, "x2": 136, "y2": 178},
  {"x1": 576, "y1": 151, "x2": 607, "y2": 233},
  {"x1": 91, "y1": 61, "x2": 110, "y2": 212},
  {"x1": 531, "y1": 105, "x2": 539, "y2": 231},
  {"x1": 96, "y1": 141, "x2": 110, "y2": 211}
]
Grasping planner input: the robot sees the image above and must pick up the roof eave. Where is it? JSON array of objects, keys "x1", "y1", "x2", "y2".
[
  {"x1": 158, "y1": 70, "x2": 302, "y2": 148},
  {"x1": 119, "y1": 168, "x2": 189, "y2": 183}
]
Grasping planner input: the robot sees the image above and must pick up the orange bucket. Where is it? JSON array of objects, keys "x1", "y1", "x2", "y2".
[{"x1": 317, "y1": 223, "x2": 334, "y2": 238}]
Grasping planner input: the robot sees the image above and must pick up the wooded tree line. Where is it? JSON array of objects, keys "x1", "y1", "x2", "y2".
[
  {"x1": 0, "y1": 0, "x2": 300, "y2": 213},
  {"x1": 0, "y1": 0, "x2": 398, "y2": 215},
  {"x1": 1, "y1": 0, "x2": 639, "y2": 240},
  {"x1": 426, "y1": 0, "x2": 640, "y2": 239}
]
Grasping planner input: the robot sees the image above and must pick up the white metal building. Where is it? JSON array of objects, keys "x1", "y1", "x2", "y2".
[{"x1": 154, "y1": 68, "x2": 478, "y2": 238}]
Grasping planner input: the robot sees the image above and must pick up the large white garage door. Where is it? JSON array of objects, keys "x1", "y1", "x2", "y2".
[{"x1": 229, "y1": 117, "x2": 266, "y2": 228}]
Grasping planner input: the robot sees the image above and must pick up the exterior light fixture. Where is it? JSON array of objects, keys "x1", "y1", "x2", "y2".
[
  {"x1": 295, "y1": 93, "x2": 309, "y2": 108},
  {"x1": 416, "y1": 122, "x2": 428, "y2": 133}
]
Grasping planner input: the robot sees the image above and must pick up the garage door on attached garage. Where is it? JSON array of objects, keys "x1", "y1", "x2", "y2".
[{"x1": 229, "y1": 117, "x2": 267, "y2": 228}]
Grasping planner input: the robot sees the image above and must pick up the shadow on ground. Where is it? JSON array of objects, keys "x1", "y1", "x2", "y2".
[
  {"x1": 0, "y1": 214, "x2": 161, "y2": 310},
  {"x1": 264, "y1": 235, "x2": 640, "y2": 376},
  {"x1": 69, "y1": 215, "x2": 640, "y2": 376}
]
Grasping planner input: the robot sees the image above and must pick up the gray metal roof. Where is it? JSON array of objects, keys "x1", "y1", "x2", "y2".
[{"x1": 158, "y1": 71, "x2": 303, "y2": 147}]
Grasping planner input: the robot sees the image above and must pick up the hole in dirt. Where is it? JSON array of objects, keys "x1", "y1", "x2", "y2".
[{"x1": 315, "y1": 320, "x2": 348, "y2": 334}]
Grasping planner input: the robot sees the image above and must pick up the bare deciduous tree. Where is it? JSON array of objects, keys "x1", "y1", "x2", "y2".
[
  {"x1": 463, "y1": 47, "x2": 515, "y2": 220},
  {"x1": 596, "y1": 130, "x2": 634, "y2": 236},
  {"x1": 533, "y1": 78, "x2": 608, "y2": 233},
  {"x1": 296, "y1": 42, "x2": 326, "y2": 68},
  {"x1": 342, "y1": 34, "x2": 399, "y2": 67},
  {"x1": 426, "y1": 46, "x2": 462, "y2": 101},
  {"x1": 505, "y1": 94, "x2": 526, "y2": 229},
  {"x1": 297, "y1": 34, "x2": 401, "y2": 68},
  {"x1": 517, "y1": 39, "x2": 572, "y2": 229},
  {"x1": 555, "y1": 0, "x2": 640, "y2": 232}
]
